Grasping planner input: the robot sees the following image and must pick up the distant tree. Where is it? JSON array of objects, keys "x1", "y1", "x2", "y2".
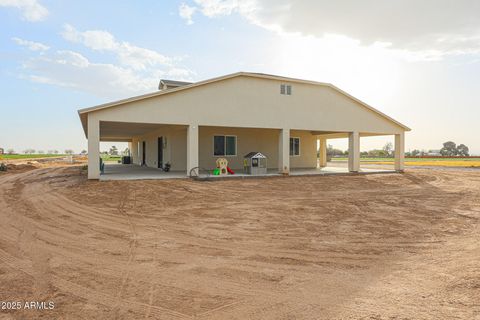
[
  {"x1": 37, "y1": 150, "x2": 44, "y2": 154},
  {"x1": 367, "y1": 149, "x2": 387, "y2": 157},
  {"x1": 109, "y1": 146, "x2": 118, "y2": 155},
  {"x1": 382, "y1": 142, "x2": 393, "y2": 157},
  {"x1": 440, "y1": 141, "x2": 457, "y2": 156},
  {"x1": 326, "y1": 144, "x2": 345, "y2": 156},
  {"x1": 410, "y1": 149, "x2": 420, "y2": 156},
  {"x1": 7, "y1": 149, "x2": 15, "y2": 154},
  {"x1": 123, "y1": 147, "x2": 130, "y2": 156},
  {"x1": 360, "y1": 151, "x2": 368, "y2": 157},
  {"x1": 80, "y1": 150, "x2": 87, "y2": 155},
  {"x1": 456, "y1": 144, "x2": 469, "y2": 156},
  {"x1": 24, "y1": 149, "x2": 35, "y2": 154},
  {"x1": 65, "y1": 149, "x2": 74, "y2": 155},
  {"x1": 53, "y1": 150, "x2": 59, "y2": 154}
]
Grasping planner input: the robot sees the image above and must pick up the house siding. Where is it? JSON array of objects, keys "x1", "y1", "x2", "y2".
[{"x1": 131, "y1": 126, "x2": 317, "y2": 171}]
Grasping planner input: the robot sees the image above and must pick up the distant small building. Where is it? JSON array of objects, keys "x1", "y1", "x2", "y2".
[{"x1": 427, "y1": 150, "x2": 441, "y2": 156}]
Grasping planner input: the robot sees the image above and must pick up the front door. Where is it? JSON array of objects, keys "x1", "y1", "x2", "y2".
[
  {"x1": 142, "y1": 141, "x2": 146, "y2": 166},
  {"x1": 157, "y1": 137, "x2": 163, "y2": 169}
]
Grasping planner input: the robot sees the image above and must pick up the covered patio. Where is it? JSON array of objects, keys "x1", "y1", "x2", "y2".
[
  {"x1": 100, "y1": 163, "x2": 396, "y2": 181},
  {"x1": 100, "y1": 164, "x2": 186, "y2": 181}
]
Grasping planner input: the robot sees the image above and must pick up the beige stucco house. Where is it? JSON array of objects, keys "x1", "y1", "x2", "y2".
[{"x1": 78, "y1": 72, "x2": 410, "y2": 179}]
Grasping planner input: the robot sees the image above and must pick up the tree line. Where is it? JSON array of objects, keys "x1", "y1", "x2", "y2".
[
  {"x1": 326, "y1": 141, "x2": 470, "y2": 157},
  {"x1": 3, "y1": 149, "x2": 77, "y2": 155}
]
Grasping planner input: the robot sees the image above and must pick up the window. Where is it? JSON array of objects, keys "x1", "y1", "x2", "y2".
[
  {"x1": 290, "y1": 137, "x2": 300, "y2": 156},
  {"x1": 214, "y1": 135, "x2": 237, "y2": 156},
  {"x1": 280, "y1": 84, "x2": 292, "y2": 95}
]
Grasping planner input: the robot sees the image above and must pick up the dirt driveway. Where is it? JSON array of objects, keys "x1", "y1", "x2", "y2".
[{"x1": 0, "y1": 167, "x2": 479, "y2": 319}]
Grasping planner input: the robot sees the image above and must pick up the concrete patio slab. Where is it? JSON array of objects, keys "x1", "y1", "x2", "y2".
[
  {"x1": 100, "y1": 164, "x2": 397, "y2": 181},
  {"x1": 100, "y1": 164, "x2": 186, "y2": 181}
]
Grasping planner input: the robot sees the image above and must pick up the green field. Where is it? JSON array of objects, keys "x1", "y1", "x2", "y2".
[
  {"x1": 331, "y1": 157, "x2": 480, "y2": 162},
  {"x1": 0, "y1": 154, "x2": 66, "y2": 160},
  {"x1": 100, "y1": 155, "x2": 122, "y2": 162}
]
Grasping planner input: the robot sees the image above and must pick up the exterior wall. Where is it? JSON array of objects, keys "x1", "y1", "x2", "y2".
[
  {"x1": 87, "y1": 76, "x2": 406, "y2": 135},
  {"x1": 131, "y1": 127, "x2": 187, "y2": 171},
  {"x1": 289, "y1": 130, "x2": 317, "y2": 169},
  {"x1": 199, "y1": 126, "x2": 279, "y2": 170},
  {"x1": 130, "y1": 126, "x2": 318, "y2": 172}
]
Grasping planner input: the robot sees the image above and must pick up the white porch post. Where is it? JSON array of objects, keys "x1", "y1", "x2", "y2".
[
  {"x1": 348, "y1": 131, "x2": 360, "y2": 172},
  {"x1": 278, "y1": 128, "x2": 290, "y2": 174},
  {"x1": 394, "y1": 132, "x2": 405, "y2": 172},
  {"x1": 187, "y1": 124, "x2": 199, "y2": 176},
  {"x1": 87, "y1": 115, "x2": 100, "y2": 179},
  {"x1": 319, "y1": 137, "x2": 327, "y2": 168}
]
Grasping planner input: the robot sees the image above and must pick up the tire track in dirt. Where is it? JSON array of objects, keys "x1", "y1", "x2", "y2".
[
  {"x1": 112, "y1": 185, "x2": 140, "y2": 319},
  {"x1": 144, "y1": 242, "x2": 158, "y2": 319},
  {"x1": 140, "y1": 185, "x2": 162, "y2": 320},
  {"x1": 0, "y1": 169, "x2": 188, "y2": 319},
  {"x1": 0, "y1": 249, "x2": 189, "y2": 319}
]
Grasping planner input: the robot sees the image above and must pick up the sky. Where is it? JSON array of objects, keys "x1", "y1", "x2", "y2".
[{"x1": 1, "y1": 0, "x2": 479, "y2": 154}]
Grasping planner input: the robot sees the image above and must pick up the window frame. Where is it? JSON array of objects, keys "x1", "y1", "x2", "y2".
[
  {"x1": 213, "y1": 135, "x2": 237, "y2": 157},
  {"x1": 280, "y1": 84, "x2": 292, "y2": 95},
  {"x1": 289, "y1": 137, "x2": 301, "y2": 157}
]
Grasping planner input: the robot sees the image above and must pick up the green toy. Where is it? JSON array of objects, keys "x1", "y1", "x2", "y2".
[{"x1": 213, "y1": 168, "x2": 220, "y2": 175}]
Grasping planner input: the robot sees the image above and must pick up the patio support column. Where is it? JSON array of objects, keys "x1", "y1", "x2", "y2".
[
  {"x1": 319, "y1": 137, "x2": 327, "y2": 167},
  {"x1": 348, "y1": 131, "x2": 360, "y2": 172},
  {"x1": 87, "y1": 115, "x2": 100, "y2": 179},
  {"x1": 187, "y1": 124, "x2": 199, "y2": 176},
  {"x1": 394, "y1": 132, "x2": 405, "y2": 172},
  {"x1": 278, "y1": 128, "x2": 290, "y2": 174}
]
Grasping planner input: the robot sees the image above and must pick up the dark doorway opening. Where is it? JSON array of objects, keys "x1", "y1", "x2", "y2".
[
  {"x1": 142, "y1": 141, "x2": 146, "y2": 166},
  {"x1": 158, "y1": 137, "x2": 163, "y2": 169}
]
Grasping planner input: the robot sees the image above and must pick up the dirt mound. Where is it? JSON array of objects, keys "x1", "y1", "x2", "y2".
[{"x1": 0, "y1": 162, "x2": 38, "y2": 174}]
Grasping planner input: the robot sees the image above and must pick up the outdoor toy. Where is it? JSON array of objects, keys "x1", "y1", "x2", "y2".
[
  {"x1": 215, "y1": 158, "x2": 229, "y2": 176},
  {"x1": 227, "y1": 166, "x2": 235, "y2": 174},
  {"x1": 213, "y1": 168, "x2": 220, "y2": 175}
]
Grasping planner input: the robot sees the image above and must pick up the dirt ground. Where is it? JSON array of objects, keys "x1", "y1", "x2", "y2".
[{"x1": 0, "y1": 165, "x2": 479, "y2": 319}]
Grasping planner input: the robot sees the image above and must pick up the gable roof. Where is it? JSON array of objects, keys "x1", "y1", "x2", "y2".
[
  {"x1": 78, "y1": 72, "x2": 410, "y2": 133},
  {"x1": 244, "y1": 152, "x2": 267, "y2": 159},
  {"x1": 158, "y1": 79, "x2": 193, "y2": 90}
]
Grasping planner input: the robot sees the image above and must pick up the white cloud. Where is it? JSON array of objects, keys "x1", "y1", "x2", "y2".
[
  {"x1": 0, "y1": 0, "x2": 48, "y2": 21},
  {"x1": 17, "y1": 25, "x2": 195, "y2": 99},
  {"x1": 194, "y1": 0, "x2": 241, "y2": 17},
  {"x1": 22, "y1": 50, "x2": 166, "y2": 98},
  {"x1": 61, "y1": 24, "x2": 117, "y2": 50},
  {"x1": 61, "y1": 24, "x2": 172, "y2": 71},
  {"x1": 179, "y1": 3, "x2": 196, "y2": 25},
  {"x1": 12, "y1": 37, "x2": 49, "y2": 51},
  {"x1": 191, "y1": 0, "x2": 480, "y2": 58}
]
